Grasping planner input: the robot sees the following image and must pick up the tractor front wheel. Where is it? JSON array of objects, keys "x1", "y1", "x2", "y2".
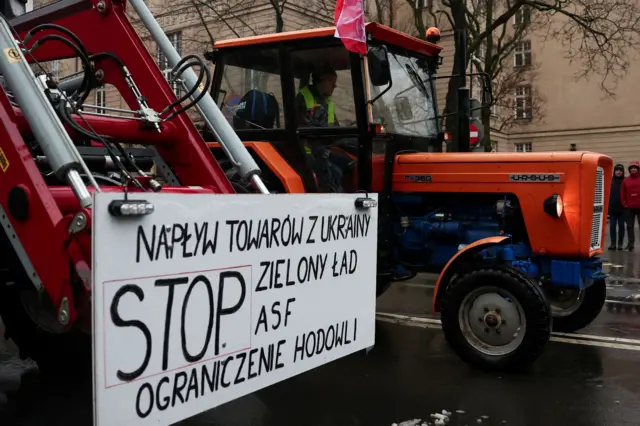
[
  {"x1": 440, "y1": 267, "x2": 551, "y2": 372},
  {"x1": 547, "y1": 278, "x2": 606, "y2": 333},
  {"x1": 0, "y1": 284, "x2": 91, "y2": 381}
]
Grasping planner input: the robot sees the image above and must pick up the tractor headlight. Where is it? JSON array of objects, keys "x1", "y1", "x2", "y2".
[{"x1": 544, "y1": 194, "x2": 563, "y2": 218}]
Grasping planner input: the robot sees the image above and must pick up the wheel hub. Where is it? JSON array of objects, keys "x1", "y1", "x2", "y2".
[
  {"x1": 484, "y1": 311, "x2": 501, "y2": 328},
  {"x1": 548, "y1": 288, "x2": 584, "y2": 317},
  {"x1": 459, "y1": 287, "x2": 526, "y2": 356}
]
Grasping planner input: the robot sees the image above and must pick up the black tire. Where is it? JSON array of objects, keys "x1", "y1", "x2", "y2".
[
  {"x1": 440, "y1": 266, "x2": 552, "y2": 372},
  {"x1": 0, "y1": 284, "x2": 91, "y2": 381},
  {"x1": 549, "y1": 279, "x2": 606, "y2": 333}
]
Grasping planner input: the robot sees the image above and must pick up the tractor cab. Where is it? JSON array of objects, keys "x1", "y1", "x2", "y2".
[{"x1": 204, "y1": 23, "x2": 443, "y2": 195}]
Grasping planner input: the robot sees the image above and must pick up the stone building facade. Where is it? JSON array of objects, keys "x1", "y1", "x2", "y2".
[{"x1": 28, "y1": 0, "x2": 640, "y2": 168}]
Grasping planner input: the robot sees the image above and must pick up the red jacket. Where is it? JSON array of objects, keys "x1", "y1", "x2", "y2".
[{"x1": 622, "y1": 162, "x2": 640, "y2": 209}]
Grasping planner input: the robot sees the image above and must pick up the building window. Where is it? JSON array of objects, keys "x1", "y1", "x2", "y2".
[
  {"x1": 514, "y1": 85, "x2": 532, "y2": 119},
  {"x1": 490, "y1": 102, "x2": 498, "y2": 117},
  {"x1": 514, "y1": 40, "x2": 531, "y2": 67},
  {"x1": 95, "y1": 86, "x2": 106, "y2": 114},
  {"x1": 514, "y1": 6, "x2": 531, "y2": 26},
  {"x1": 515, "y1": 142, "x2": 532, "y2": 152},
  {"x1": 157, "y1": 32, "x2": 182, "y2": 93}
]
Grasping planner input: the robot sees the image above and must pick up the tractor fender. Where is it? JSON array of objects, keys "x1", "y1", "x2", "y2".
[{"x1": 432, "y1": 236, "x2": 510, "y2": 313}]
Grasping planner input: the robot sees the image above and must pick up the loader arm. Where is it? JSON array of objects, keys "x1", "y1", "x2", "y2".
[{"x1": 0, "y1": 0, "x2": 263, "y2": 329}]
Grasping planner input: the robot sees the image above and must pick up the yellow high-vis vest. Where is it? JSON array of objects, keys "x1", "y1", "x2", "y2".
[{"x1": 299, "y1": 86, "x2": 335, "y2": 124}]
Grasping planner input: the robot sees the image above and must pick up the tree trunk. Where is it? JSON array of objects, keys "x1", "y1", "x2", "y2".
[
  {"x1": 442, "y1": 0, "x2": 467, "y2": 152},
  {"x1": 482, "y1": 0, "x2": 494, "y2": 152},
  {"x1": 481, "y1": 101, "x2": 492, "y2": 151}
]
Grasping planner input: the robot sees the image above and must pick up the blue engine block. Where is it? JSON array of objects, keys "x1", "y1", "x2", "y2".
[{"x1": 392, "y1": 193, "x2": 605, "y2": 290}]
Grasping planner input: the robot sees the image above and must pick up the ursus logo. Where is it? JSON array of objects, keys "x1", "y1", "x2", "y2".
[{"x1": 509, "y1": 174, "x2": 561, "y2": 182}]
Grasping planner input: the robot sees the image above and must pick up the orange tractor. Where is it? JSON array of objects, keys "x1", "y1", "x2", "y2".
[{"x1": 202, "y1": 24, "x2": 613, "y2": 371}]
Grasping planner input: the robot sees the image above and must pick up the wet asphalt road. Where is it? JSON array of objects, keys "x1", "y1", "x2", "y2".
[{"x1": 1, "y1": 247, "x2": 640, "y2": 426}]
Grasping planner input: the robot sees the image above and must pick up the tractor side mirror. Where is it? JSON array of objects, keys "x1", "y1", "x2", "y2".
[{"x1": 367, "y1": 46, "x2": 391, "y2": 87}]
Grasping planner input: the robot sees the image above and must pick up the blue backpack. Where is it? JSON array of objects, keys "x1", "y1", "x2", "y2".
[{"x1": 233, "y1": 89, "x2": 280, "y2": 130}]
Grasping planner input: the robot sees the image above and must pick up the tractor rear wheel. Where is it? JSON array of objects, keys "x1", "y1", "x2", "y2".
[
  {"x1": 547, "y1": 278, "x2": 606, "y2": 333},
  {"x1": 440, "y1": 267, "x2": 551, "y2": 372},
  {"x1": 0, "y1": 283, "x2": 91, "y2": 381}
]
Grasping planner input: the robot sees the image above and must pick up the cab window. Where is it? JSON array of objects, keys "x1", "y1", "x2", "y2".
[
  {"x1": 369, "y1": 49, "x2": 438, "y2": 138},
  {"x1": 216, "y1": 49, "x2": 284, "y2": 131},
  {"x1": 290, "y1": 45, "x2": 357, "y2": 129}
]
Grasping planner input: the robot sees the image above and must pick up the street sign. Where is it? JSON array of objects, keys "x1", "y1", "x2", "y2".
[
  {"x1": 469, "y1": 118, "x2": 484, "y2": 147},
  {"x1": 91, "y1": 192, "x2": 378, "y2": 426},
  {"x1": 470, "y1": 123, "x2": 479, "y2": 145}
]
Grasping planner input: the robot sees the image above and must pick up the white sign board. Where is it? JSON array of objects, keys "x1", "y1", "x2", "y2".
[{"x1": 91, "y1": 192, "x2": 378, "y2": 425}]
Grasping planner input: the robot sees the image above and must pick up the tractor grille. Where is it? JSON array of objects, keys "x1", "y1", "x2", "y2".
[{"x1": 590, "y1": 166, "x2": 605, "y2": 251}]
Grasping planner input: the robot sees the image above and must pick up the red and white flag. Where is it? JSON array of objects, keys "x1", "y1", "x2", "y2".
[{"x1": 334, "y1": 0, "x2": 367, "y2": 55}]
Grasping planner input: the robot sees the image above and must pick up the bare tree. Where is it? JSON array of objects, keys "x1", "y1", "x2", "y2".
[
  {"x1": 415, "y1": 0, "x2": 640, "y2": 151},
  {"x1": 270, "y1": 0, "x2": 287, "y2": 32},
  {"x1": 489, "y1": 60, "x2": 545, "y2": 133},
  {"x1": 458, "y1": 0, "x2": 548, "y2": 149}
]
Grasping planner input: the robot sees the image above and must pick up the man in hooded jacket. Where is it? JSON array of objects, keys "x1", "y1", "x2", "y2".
[
  {"x1": 609, "y1": 164, "x2": 625, "y2": 250},
  {"x1": 621, "y1": 161, "x2": 640, "y2": 251}
]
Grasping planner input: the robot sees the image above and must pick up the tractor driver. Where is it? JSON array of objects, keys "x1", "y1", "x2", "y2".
[
  {"x1": 296, "y1": 65, "x2": 339, "y2": 128},
  {"x1": 296, "y1": 65, "x2": 354, "y2": 193}
]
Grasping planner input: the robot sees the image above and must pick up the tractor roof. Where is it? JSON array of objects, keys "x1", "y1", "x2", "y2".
[{"x1": 212, "y1": 22, "x2": 443, "y2": 57}]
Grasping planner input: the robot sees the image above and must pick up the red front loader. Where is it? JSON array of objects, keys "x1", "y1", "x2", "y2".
[{"x1": 0, "y1": 0, "x2": 271, "y2": 375}]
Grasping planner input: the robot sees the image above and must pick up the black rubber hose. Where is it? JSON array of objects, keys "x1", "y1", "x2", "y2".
[
  {"x1": 24, "y1": 24, "x2": 90, "y2": 59},
  {"x1": 161, "y1": 62, "x2": 205, "y2": 117},
  {"x1": 163, "y1": 56, "x2": 211, "y2": 120},
  {"x1": 90, "y1": 51, "x2": 126, "y2": 68},
  {"x1": 58, "y1": 102, "x2": 126, "y2": 173},
  {"x1": 29, "y1": 34, "x2": 93, "y2": 106},
  {"x1": 24, "y1": 24, "x2": 94, "y2": 102},
  {"x1": 164, "y1": 62, "x2": 210, "y2": 119},
  {"x1": 160, "y1": 55, "x2": 206, "y2": 114}
]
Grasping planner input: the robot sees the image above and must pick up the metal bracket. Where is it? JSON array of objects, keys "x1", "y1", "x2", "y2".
[
  {"x1": 68, "y1": 211, "x2": 87, "y2": 234},
  {"x1": 147, "y1": 146, "x2": 180, "y2": 186}
]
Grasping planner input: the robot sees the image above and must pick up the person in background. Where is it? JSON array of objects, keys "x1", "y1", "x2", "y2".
[
  {"x1": 621, "y1": 161, "x2": 640, "y2": 251},
  {"x1": 608, "y1": 164, "x2": 625, "y2": 250}
]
